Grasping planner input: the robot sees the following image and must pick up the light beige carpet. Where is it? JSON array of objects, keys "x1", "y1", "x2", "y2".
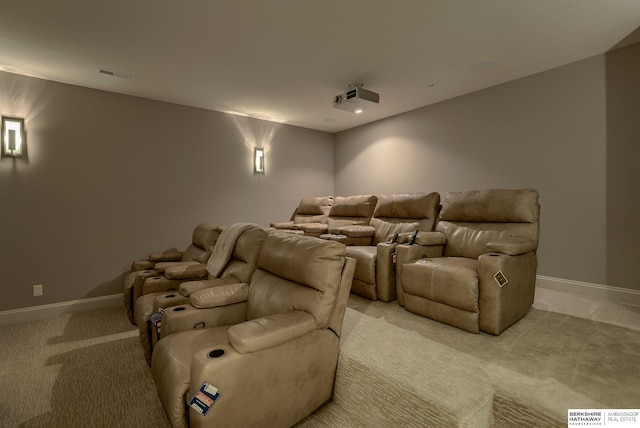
[
  {"x1": 300, "y1": 296, "x2": 640, "y2": 427},
  {"x1": 0, "y1": 307, "x2": 169, "y2": 428},
  {"x1": 1, "y1": 295, "x2": 639, "y2": 427}
]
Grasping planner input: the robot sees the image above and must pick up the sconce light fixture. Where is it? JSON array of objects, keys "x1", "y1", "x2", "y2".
[
  {"x1": 1, "y1": 116, "x2": 26, "y2": 158},
  {"x1": 254, "y1": 147, "x2": 265, "y2": 174}
]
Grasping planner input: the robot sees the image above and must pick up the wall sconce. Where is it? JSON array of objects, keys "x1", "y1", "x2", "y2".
[
  {"x1": 1, "y1": 116, "x2": 26, "y2": 158},
  {"x1": 254, "y1": 147, "x2": 265, "y2": 174}
]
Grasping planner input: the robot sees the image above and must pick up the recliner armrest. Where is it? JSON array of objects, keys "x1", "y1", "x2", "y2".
[
  {"x1": 190, "y1": 283, "x2": 248, "y2": 309},
  {"x1": 142, "y1": 276, "x2": 181, "y2": 295},
  {"x1": 477, "y1": 251, "x2": 538, "y2": 335},
  {"x1": 164, "y1": 263, "x2": 208, "y2": 279},
  {"x1": 131, "y1": 260, "x2": 155, "y2": 271},
  {"x1": 270, "y1": 221, "x2": 295, "y2": 229},
  {"x1": 148, "y1": 247, "x2": 182, "y2": 262},
  {"x1": 228, "y1": 311, "x2": 317, "y2": 354},
  {"x1": 374, "y1": 242, "x2": 398, "y2": 302},
  {"x1": 160, "y1": 303, "x2": 248, "y2": 337},
  {"x1": 487, "y1": 237, "x2": 537, "y2": 256}
]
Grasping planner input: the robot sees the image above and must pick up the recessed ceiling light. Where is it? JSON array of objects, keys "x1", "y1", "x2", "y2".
[
  {"x1": 354, "y1": 109, "x2": 363, "y2": 114},
  {"x1": 469, "y1": 60, "x2": 497, "y2": 72}
]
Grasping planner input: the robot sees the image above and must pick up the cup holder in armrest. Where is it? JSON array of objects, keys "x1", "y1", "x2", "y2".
[
  {"x1": 208, "y1": 349, "x2": 225, "y2": 359},
  {"x1": 173, "y1": 306, "x2": 186, "y2": 312}
]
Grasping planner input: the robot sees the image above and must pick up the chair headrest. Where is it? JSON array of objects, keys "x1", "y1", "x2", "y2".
[
  {"x1": 258, "y1": 232, "x2": 345, "y2": 292},
  {"x1": 192, "y1": 224, "x2": 225, "y2": 250},
  {"x1": 440, "y1": 189, "x2": 539, "y2": 223},
  {"x1": 373, "y1": 192, "x2": 440, "y2": 220}
]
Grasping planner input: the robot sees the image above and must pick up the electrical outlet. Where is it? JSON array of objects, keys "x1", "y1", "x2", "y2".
[{"x1": 33, "y1": 284, "x2": 43, "y2": 297}]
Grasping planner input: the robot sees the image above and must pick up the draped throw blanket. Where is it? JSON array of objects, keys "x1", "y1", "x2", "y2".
[{"x1": 206, "y1": 222, "x2": 261, "y2": 278}]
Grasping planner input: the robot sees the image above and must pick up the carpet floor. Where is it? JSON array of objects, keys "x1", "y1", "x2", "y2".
[
  {"x1": 1, "y1": 295, "x2": 638, "y2": 427},
  {"x1": 301, "y1": 296, "x2": 640, "y2": 427}
]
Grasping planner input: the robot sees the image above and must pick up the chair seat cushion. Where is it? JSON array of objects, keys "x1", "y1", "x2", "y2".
[
  {"x1": 345, "y1": 246, "x2": 377, "y2": 284},
  {"x1": 402, "y1": 257, "x2": 479, "y2": 312},
  {"x1": 296, "y1": 223, "x2": 329, "y2": 234},
  {"x1": 154, "y1": 260, "x2": 200, "y2": 273}
]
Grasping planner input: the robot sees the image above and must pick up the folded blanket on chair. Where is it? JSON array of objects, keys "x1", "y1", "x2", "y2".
[{"x1": 206, "y1": 222, "x2": 261, "y2": 278}]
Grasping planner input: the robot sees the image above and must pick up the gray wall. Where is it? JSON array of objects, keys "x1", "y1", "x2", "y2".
[
  {"x1": 0, "y1": 72, "x2": 334, "y2": 311},
  {"x1": 335, "y1": 43, "x2": 640, "y2": 292},
  {"x1": 2, "y1": 43, "x2": 638, "y2": 312},
  {"x1": 605, "y1": 43, "x2": 640, "y2": 293}
]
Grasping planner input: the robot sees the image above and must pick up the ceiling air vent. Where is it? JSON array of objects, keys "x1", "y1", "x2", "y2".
[{"x1": 98, "y1": 68, "x2": 131, "y2": 79}]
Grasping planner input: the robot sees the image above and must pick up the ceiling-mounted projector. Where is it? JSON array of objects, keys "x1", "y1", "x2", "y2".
[{"x1": 333, "y1": 84, "x2": 379, "y2": 113}]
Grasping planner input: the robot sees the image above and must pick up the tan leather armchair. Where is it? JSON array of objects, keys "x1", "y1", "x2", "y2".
[
  {"x1": 396, "y1": 189, "x2": 540, "y2": 335},
  {"x1": 151, "y1": 232, "x2": 355, "y2": 428},
  {"x1": 123, "y1": 223, "x2": 223, "y2": 324},
  {"x1": 133, "y1": 223, "x2": 267, "y2": 364},
  {"x1": 270, "y1": 196, "x2": 333, "y2": 234},
  {"x1": 323, "y1": 192, "x2": 441, "y2": 301}
]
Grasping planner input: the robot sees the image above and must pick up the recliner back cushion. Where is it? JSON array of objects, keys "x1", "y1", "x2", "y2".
[
  {"x1": 181, "y1": 245, "x2": 210, "y2": 263},
  {"x1": 440, "y1": 189, "x2": 539, "y2": 224},
  {"x1": 373, "y1": 192, "x2": 440, "y2": 220},
  {"x1": 292, "y1": 196, "x2": 334, "y2": 224},
  {"x1": 370, "y1": 192, "x2": 440, "y2": 244},
  {"x1": 330, "y1": 195, "x2": 378, "y2": 217},
  {"x1": 327, "y1": 195, "x2": 378, "y2": 233},
  {"x1": 192, "y1": 224, "x2": 224, "y2": 251},
  {"x1": 247, "y1": 233, "x2": 345, "y2": 328},
  {"x1": 439, "y1": 189, "x2": 540, "y2": 245},
  {"x1": 220, "y1": 228, "x2": 267, "y2": 283},
  {"x1": 178, "y1": 224, "x2": 223, "y2": 263}
]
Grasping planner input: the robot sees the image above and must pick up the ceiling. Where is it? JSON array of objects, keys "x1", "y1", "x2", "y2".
[{"x1": 1, "y1": 1, "x2": 639, "y2": 133}]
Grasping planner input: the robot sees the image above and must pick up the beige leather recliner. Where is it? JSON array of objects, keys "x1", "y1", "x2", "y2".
[
  {"x1": 396, "y1": 189, "x2": 540, "y2": 335},
  {"x1": 321, "y1": 192, "x2": 440, "y2": 301},
  {"x1": 269, "y1": 196, "x2": 333, "y2": 234},
  {"x1": 134, "y1": 223, "x2": 267, "y2": 364},
  {"x1": 295, "y1": 194, "x2": 378, "y2": 237},
  {"x1": 123, "y1": 224, "x2": 223, "y2": 324},
  {"x1": 151, "y1": 232, "x2": 355, "y2": 428}
]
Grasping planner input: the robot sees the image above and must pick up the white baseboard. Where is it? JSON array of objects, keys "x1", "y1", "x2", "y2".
[
  {"x1": 2, "y1": 278, "x2": 638, "y2": 326},
  {"x1": 0, "y1": 294, "x2": 123, "y2": 326},
  {"x1": 536, "y1": 275, "x2": 640, "y2": 307}
]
